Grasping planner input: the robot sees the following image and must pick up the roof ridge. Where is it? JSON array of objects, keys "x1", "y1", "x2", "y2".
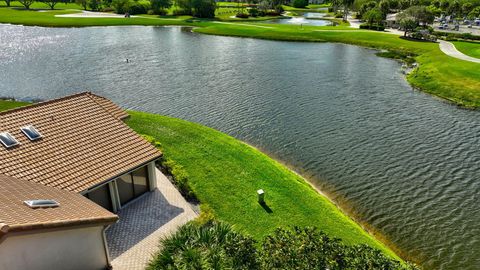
[
  {"x1": 84, "y1": 92, "x2": 127, "y2": 120},
  {"x1": 0, "y1": 91, "x2": 92, "y2": 116}
]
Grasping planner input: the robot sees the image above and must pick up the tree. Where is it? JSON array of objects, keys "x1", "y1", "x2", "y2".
[
  {"x1": 18, "y1": 0, "x2": 35, "y2": 9},
  {"x1": 88, "y1": 0, "x2": 101, "y2": 11},
  {"x1": 341, "y1": 0, "x2": 355, "y2": 21},
  {"x1": 150, "y1": 0, "x2": 172, "y2": 14},
  {"x1": 461, "y1": 2, "x2": 473, "y2": 17},
  {"x1": 4, "y1": 0, "x2": 11, "y2": 7},
  {"x1": 293, "y1": 0, "x2": 307, "y2": 8},
  {"x1": 191, "y1": 0, "x2": 216, "y2": 18},
  {"x1": 364, "y1": 8, "x2": 383, "y2": 26},
  {"x1": 177, "y1": 0, "x2": 193, "y2": 14},
  {"x1": 41, "y1": 0, "x2": 61, "y2": 9},
  {"x1": 111, "y1": 0, "x2": 130, "y2": 13},
  {"x1": 468, "y1": 6, "x2": 480, "y2": 19},
  {"x1": 75, "y1": 0, "x2": 88, "y2": 10},
  {"x1": 397, "y1": 13, "x2": 417, "y2": 36},
  {"x1": 378, "y1": 0, "x2": 390, "y2": 18}
]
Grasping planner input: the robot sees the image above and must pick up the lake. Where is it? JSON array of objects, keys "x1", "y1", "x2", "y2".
[{"x1": 1, "y1": 24, "x2": 479, "y2": 270}]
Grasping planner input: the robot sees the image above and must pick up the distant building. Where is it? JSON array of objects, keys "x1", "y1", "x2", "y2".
[{"x1": 0, "y1": 92, "x2": 163, "y2": 270}]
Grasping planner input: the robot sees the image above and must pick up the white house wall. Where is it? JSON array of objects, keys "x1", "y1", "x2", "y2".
[{"x1": 0, "y1": 225, "x2": 108, "y2": 270}]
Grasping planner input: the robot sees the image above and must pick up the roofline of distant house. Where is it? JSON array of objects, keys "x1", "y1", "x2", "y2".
[
  {"x1": 81, "y1": 155, "x2": 162, "y2": 194},
  {"x1": 0, "y1": 92, "x2": 90, "y2": 116},
  {"x1": 0, "y1": 91, "x2": 129, "y2": 120}
]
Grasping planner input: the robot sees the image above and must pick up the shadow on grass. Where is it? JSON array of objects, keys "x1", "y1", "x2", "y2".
[{"x1": 260, "y1": 202, "x2": 273, "y2": 213}]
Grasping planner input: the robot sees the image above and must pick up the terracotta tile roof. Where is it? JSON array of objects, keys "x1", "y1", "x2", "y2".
[
  {"x1": 87, "y1": 92, "x2": 130, "y2": 120},
  {"x1": 0, "y1": 173, "x2": 118, "y2": 234},
  {"x1": 0, "y1": 92, "x2": 162, "y2": 193}
]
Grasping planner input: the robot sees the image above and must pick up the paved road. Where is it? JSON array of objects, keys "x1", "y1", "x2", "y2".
[
  {"x1": 346, "y1": 16, "x2": 480, "y2": 64},
  {"x1": 438, "y1": 40, "x2": 480, "y2": 63}
]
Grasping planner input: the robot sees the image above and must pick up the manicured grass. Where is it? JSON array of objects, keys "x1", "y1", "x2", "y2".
[
  {"x1": 125, "y1": 111, "x2": 401, "y2": 260},
  {"x1": 453, "y1": 41, "x2": 480, "y2": 59}
]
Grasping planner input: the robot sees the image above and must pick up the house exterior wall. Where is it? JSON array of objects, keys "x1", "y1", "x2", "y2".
[{"x1": 0, "y1": 225, "x2": 109, "y2": 270}]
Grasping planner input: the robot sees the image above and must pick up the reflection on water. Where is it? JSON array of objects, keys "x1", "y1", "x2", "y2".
[
  {"x1": 265, "y1": 12, "x2": 332, "y2": 26},
  {"x1": 1, "y1": 24, "x2": 479, "y2": 270}
]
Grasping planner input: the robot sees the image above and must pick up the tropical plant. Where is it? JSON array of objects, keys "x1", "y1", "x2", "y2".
[
  {"x1": 147, "y1": 221, "x2": 259, "y2": 270},
  {"x1": 149, "y1": 222, "x2": 421, "y2": 270},
  {"x1": 341, "y1": 0, "x2": 355, "y2": 21}
]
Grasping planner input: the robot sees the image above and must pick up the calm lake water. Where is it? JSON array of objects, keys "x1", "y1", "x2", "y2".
[
  {"x1": 265, "y1": 12, "x2": 332, "y2": 26},
  {"x1": 1, "y1": 24, "x2": 479, "y2": 270}
]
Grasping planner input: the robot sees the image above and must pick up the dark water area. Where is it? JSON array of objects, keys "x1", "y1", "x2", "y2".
[{"x1": 1, "y1": 24, "x2": 479, "y2": 270}]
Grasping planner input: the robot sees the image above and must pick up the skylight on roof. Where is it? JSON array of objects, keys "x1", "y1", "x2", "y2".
[
  {"x1": 24, "y1": 200, "x2": 59, "y2": 209},
  {"x1": 21, "y1": 125, "x2": 42, "y2": 141},
  {"x1": 0, "y1": 132, "x2": 19, "y2": 148}
]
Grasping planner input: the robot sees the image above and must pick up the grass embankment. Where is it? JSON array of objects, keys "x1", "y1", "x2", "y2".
[
  {"x1": 0, "y1": 99, "x2": 402, "y2": 260},
  {"x1": 452, "y1": 40, "x2": 480, "y2": 59},
  {"x1": 126, "y1": 111, "x2": 401, "y2": 260},
  {"x1": 0, "y1": 6, "x2": 479, "y2": 108}
]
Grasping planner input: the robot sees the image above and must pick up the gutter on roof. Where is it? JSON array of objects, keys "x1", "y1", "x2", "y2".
[
  {"x1": 7, "y1": 215, "x2": 118, "y2": 234},
  {"x1": 81, "y1": 155, "x2": 162, "y2": 194}
]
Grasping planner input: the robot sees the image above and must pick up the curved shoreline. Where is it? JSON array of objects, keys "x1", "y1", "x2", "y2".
[{"x1": 243, "y1": 141, "x2": 417, "y2": 264}]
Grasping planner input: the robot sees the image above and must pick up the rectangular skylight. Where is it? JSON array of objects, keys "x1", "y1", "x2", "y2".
[
  {"x1": 24, "y1": 200, "x2": 59, "y2": 208},
  {"x1": 21, "y1": 125, "x2": 42, "y2": 141},
  {"x1": 0, "y1": 132, "x2": 19, "y2": 148}
]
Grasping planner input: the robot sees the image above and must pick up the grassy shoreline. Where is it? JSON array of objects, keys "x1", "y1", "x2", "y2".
[
  {"x1": 0, "y1": 99, "x2": 404, "y2": 263},
  {"x1": 126, "y1": 110, "x2": 404, "y2": 261}
]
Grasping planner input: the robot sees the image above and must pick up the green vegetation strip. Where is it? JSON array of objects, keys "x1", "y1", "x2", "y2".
[
  {"x1": 0, "y1": 6, "x2": 479, "y2": 108},
  {"x1": 452, "y1": 41, "x2": 480, "y2": 59},
  {"x1": 126, "y1": 111, "x2": 400, "y2": 260}
]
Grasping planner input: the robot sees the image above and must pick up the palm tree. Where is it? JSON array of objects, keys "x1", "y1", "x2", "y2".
[{"x1": 342, "y1": 0, "x2": 355, "y2": 22}]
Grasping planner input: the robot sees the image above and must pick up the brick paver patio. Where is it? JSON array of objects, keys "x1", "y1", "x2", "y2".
[{"x1": 106, "y1": 169, "x2": 198, "y2": 270}]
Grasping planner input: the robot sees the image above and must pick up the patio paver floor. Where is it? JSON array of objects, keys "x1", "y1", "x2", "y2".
[{"x1": 107, "y1": 168, "x2": 198, "y2": 270}]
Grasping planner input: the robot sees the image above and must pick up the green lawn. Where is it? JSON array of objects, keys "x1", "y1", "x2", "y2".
[
  {"x1": 0, "y1": 100, "x2": 29, "y2": 111},
  {"x1": 126, "y1": 111, "x2": 402, "y2": 261},
  {"x1": 453, "y1": 41, "x2": 480, "y2": 59}
]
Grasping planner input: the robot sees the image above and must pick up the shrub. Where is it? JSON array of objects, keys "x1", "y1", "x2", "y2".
[
  {"x1": 236, "y1": 12, "x2": 249, "y2": 18},
  {"x1": 334, "y1": 11, "x2": 344, "y2": 18},
  {"x1": 101, "y1": 6, "x2": 114, "y2": 12},
  {"x1": 359, "y1": 23, "x2": 385, "y2": 31},
  {"x1": 147, "y1": 222, "x2": 259, "y2": 270},
  {"x1": 293, "y1": 0, "x2": 307, "y2": 8},
  {"x1": 265, "y1": 10, "x2": 280, "y2": 16},
  {"x1": 161, "y1": 158, "x2": 197, "y2": 201},
  {"x1": 249, "y1": 7, "x2": 259, "y2": 17},
  {"x1": 149, "y1": 223, "x2": 421, "y2": 270}
]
